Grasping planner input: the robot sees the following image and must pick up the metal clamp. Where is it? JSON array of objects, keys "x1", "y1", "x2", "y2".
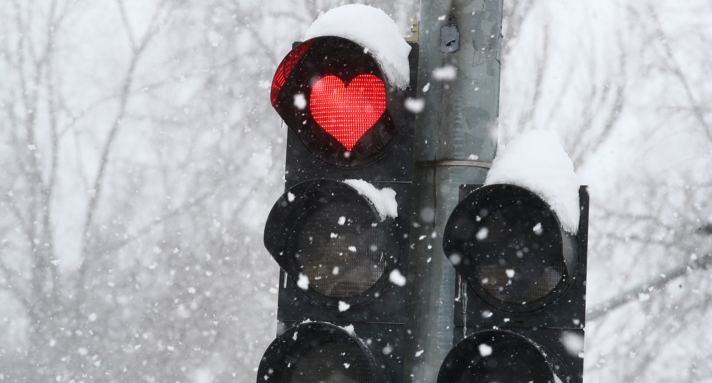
[{"x1": 415, "y1": 160, "x2": 492, "y2": 169}]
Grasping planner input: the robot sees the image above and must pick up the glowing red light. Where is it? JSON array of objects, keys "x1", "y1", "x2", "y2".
[
  {"x1": 310, "y1": 74, "x2": 386, "y2": 151},
  {"x1": 271, "y1": 40, "x2": 314, "y2": 106}
]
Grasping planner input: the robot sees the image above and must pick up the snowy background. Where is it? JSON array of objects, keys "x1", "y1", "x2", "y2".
[{"x1": 1, "y1": 0, "x2": 711, "y2": 382}]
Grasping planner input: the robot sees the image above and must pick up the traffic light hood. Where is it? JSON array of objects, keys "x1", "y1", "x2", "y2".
[
  {"x1": 257, "y1": 321, "x2": 393, "y2": 383},
  {"x1": 264, "y1": 179, "x2": 402, "y2": 309},
  {"x1": 485, "y1": 130, "x2": 580, "y2": 234},
  {"x1": 438, "y1": 329, "x2": 564, "y2": 383}
]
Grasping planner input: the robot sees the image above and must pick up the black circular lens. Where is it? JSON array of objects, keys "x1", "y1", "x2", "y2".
[
  {"x1": 470, "y1": 199, "x2": 566, "y2": 304},
  {"x1": 438, "y1": 331, "x2": 557, "y2": 383},
  {"x1": 257, "y1": 322, "x2": 392, "y2": 383},
  {"x1": 285, "y1": 336, "x2": 374, "y2": 383},
  {"x1": 443, "y1": 184, "x2": 578, "y2": 312},
  {"x1": 454, "y1": 338, "x2": 551, "y2": 383},
  {"x1": 295, "y1": 202, "x2": 389, "y2": 298},
  {"x1": 264, "y1": 180, "x2": 402, "y2": 309}
]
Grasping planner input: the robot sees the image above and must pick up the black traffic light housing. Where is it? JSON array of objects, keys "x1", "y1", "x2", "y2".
[
  {"x1": 259, "y1": 34, "x2": 418, "y2": 383},
  {"x1": 439, "y1": 184, "x2": 589, "y2": 383}
]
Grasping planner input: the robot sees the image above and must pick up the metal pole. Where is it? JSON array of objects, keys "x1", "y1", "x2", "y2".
[{"x1": 403, "y1": 1, "x2": 503, "y2": 382}]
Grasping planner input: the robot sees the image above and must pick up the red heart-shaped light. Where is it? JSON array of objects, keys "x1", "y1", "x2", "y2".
[{"x1": 310, "y1": 74, "x2": 387, "y2": 151}]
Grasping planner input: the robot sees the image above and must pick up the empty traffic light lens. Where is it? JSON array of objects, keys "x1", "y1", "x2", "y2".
[
  {"x1": 443, "y1": 184, "x2": 578, "y2": 312},
  {"x1": 264, "y1": 180, "x2": 401, "y2": 309},
  {"x1": 257, "y1": 322, "x2": 392, "y2": 383},
  {"x1": 472, "y1": 202, "x2": 566, "y2": 304},
  {"x1": 296, "y1": 202, "x2": 388, "y2": 298},
  {"x1": 438, "y1": 330, "x2": 557, "y2": 383}
]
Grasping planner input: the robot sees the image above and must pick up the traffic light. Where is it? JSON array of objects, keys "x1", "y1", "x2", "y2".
[
  {"x1": 257, "y1": 7, "x2": 418, "y2": 382},
  {"x1": 438, "y1": 183, "x2": 589, "y2": 382}
]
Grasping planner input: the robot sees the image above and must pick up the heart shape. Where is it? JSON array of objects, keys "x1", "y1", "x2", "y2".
[{"x1": 310, "y1": 74, "x2": 386, "y2": 151}]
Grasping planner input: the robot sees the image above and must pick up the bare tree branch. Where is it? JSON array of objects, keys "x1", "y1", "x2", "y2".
[
  {"x1": 78, "y1": 0, "x2": 168, "y2": 265},
  {"x1": 0, "y1": 245, "x2": 30, "y2": 310},
  {"x1": 518, "y1": 20, "x2": 549, "y2": 129},
  {"x1": 648, "y1": 5, "x2": 712, "y2": 143},
  {"x1": 588, "y1": 252, "x2": 712, "y2": 321},
  {"x1": 115, "y1": 0, "x2": 138, "y2": 50}
]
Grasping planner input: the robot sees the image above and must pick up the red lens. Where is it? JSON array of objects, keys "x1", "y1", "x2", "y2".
[{"x1": 309, "y1": 74, "x2": 386, "y2": 151}]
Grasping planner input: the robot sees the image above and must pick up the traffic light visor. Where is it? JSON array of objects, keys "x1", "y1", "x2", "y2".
[
  {"x1": 443, "y1": 184, "x2": 578, "y2": 313},
  {"x1": 264, "y1": 180, "x2": 401, "y2": 309},
  {"x1": 258, "y1": 322, "x2": 392, "y2": 383},
  {"x1": 437, "y1": 330, "x2": 560, "y2": 383}
]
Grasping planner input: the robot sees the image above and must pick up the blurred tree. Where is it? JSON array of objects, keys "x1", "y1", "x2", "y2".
[{"x1": 0, "y1": 0, "x2": 418, "y2": 382}]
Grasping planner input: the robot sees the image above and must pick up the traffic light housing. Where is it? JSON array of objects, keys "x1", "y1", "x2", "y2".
[
  {"x1": 258, "y1": 30, "x2": 418, "y2": 383},
  {"x1": 439, "y1": 184, "x2": 589, "y2": 382}
]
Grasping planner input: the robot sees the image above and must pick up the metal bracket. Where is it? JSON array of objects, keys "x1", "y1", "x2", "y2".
[
  {"x1": 404, "y1": 21, "x2": 419, "y2": 43},
  {"x1": 440, "y1": 24, "x2": 459, "y2": 53}
]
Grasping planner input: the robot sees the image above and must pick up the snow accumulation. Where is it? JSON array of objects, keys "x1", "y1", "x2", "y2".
[
  {"x1": 344, "y1": 179, "x2": 398, "y2": 221},
  {"x1": 304, "y1": 4, "x2": 411, "y2": 90},
  {"x1": 340, "y1": 324, "x2": 355, "y2": 335},
  {"x1": 389, "y1": 269, "x2": 406, "y2": 286},
  {"x1": 484, "y1": 130, "x2": 581, "y2": 234},
  {"x1": 296, "y1": 273, "x2": 309, "y2": 290}
]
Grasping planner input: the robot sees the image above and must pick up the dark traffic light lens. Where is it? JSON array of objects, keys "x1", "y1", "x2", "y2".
[
  {"x1": 286, "y1": 337, "x2": 374, "y2": 383},
  {"x1": 258, "y1": 322, "x2": 392, "y2": 383},
  {"x1": 296, "y1": 202, "x2": 388, "y2": 298},
  {"x1": 443, "y1": 184, "x2": 578, "y2": 312},
  {"x1": 471, "y1": 201, "x2": 565, "y2": 304},
  {"x1": 264, "y1": 179, "x2": 402, "y2": 309},
  {"x1": 438, "y1": 331, "x2": 558, "y2": 383},
  {"x1": 454, "y1": 338, "x2": 551, "y2": 383}
]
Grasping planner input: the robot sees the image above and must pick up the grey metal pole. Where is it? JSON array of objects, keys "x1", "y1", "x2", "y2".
[{"x1": 402, "y1": 1, "x2": 503, "y2": 382}]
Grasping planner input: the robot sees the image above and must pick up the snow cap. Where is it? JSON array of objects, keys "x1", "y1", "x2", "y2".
[
  {"x1": 304, "y1": 4, "x2": 411, "y2": 90},
  {"x1": 343, "y1": 179, "x2": 398, "y2": 221},
  {"x1": 485, "y1": 130, "x2": 581, "y2": 234}
]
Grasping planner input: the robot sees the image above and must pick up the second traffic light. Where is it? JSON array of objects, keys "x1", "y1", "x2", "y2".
[{"x1": 439, "y1": 183, "x2": 589, "y2": 383}]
